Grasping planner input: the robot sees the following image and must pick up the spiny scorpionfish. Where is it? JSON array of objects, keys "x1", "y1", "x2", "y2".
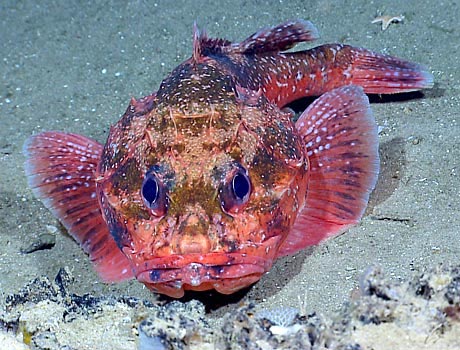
[{"x1": 24, "y1": 20, "x2": 433, "y2": 298}]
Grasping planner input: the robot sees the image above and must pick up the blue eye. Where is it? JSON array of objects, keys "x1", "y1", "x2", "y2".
[
  {"x1": 232, "y1": 172, "x2": 251, "y2": 201},
  {"x1": 141, "y1": 171, "x2": 168, "y2": 216},
  {"x1": 220, "y1": 165, "x2": 251, "y2": 214},
  {"x1": 142, "y1": 174, "x2": 159, "y2": 208}
]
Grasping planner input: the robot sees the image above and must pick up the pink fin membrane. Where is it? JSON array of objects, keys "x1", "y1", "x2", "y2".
[
  {"x1": 233, "y1": 19, "x2": 319, "y2": 54},
  {"x1": 194, "y1": 19, "x2": 319, "y2": 59},
  {"x1": 23, "y1": 132, "x2": 133, "y2": 282},
  {"x1": 277, "y1": 85, "x2": 379, "y2": 257},
  {"x1": 349, "y1": 47, "x2": 434, "y2": 94}
]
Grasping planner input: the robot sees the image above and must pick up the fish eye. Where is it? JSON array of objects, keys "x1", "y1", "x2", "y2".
[
  {"x1": 141, "y1": 171, "x2": 168, "y2": 216},
  {"x1": 232, "y1": 172, "x2": 251, "y2": 201},
  {"x1": 142, "y1": 175, "x2": 159, "y2": 206},
  {"x1": 220, "y1": 165, "x2": 251, "y2": 214}
]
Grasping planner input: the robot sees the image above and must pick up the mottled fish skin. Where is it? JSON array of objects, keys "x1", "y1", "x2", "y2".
[{"x1": 24, "y1": 20, "x2": 433, "y2": 298}]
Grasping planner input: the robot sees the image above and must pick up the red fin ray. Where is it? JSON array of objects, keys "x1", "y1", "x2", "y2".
[
  {"x1": 23, "y1": 132, "x2": 133, "y2": 282},
  {"x1": 277, "y1": 85, "x2": 379, "y2": 257},
  {"x1": 348, "y1": 46, "x2": 434, "y2": 94}
]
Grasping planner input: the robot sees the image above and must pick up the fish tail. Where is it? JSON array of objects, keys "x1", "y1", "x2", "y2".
[
  {"x1": 255, "y1": 44, "x2": 433, "y2": 106},
  {"x1": 345, "y1": 45, "x2": 434, "y2": 94}
]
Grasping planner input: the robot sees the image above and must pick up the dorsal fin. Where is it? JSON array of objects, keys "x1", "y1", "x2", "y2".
[
  {"x1": 231, "y1": 19, "x2": 319, "y2": 54},
  {"x1": 192, "y1": 22, "x2": 232, "y2": 62},
  {"x1": 192, "y1": 22, "x2": 202, "y2": 62},
  {"x1": 191, "y1": 20, "x2": 317, "y2": 59}
]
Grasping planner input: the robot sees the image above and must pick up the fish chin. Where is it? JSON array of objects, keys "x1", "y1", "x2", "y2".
[{"x1": 135, "y1": 252, "x2": 273, "y2": 298}]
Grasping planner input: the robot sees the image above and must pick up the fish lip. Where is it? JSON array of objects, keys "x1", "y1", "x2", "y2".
[{"x1": 134, "y1": 252, "x2": 271, "y2": 286}]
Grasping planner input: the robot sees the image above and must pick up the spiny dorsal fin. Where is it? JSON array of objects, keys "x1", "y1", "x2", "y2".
[
  {"x1": 191, "y1": 20, "x2": 318, "y2": 60},
  {"x1": 192, "y1": 22, "x2": 232, "y2": 62},
  {"x1": 192, "y1": 22, "x2": 202, "y2": 62}
]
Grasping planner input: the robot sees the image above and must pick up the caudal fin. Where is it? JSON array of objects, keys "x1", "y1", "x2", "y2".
[
  {"x1": 278, "y1": 85, "x2": 379, "y2": 257},
  {"x1": 252, "y1": 43, "x2": 433, "y2": 107},
  {"x1": 348, "y1": 46, "x2": 434, "y2": 94},
  {"x1": 23, "y1": 132, "x2": 133, "y2": 282}
]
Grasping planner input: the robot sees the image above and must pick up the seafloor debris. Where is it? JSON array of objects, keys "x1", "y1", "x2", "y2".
[
  {"x1": 20, "y1": 225, "x2": 57, "y2": 254},
  {"x1": 371, "y1": 14, "x2": 405, "y2": 31},
  {"x1": 1, "y1": 265, "x2": 460, "y2": 349}
]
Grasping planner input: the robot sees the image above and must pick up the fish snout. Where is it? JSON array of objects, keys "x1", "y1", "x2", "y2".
[{"x1": 174, "y1": 213, "x2": 212, "y2": 255}]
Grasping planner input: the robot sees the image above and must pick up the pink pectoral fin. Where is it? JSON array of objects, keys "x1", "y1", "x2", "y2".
[
  {"x1": 23, "y1": 131, "x2": 134, "y2": 282},
  {"x1": 277, "y1": 85, "x2": 379, "y2": 257}
]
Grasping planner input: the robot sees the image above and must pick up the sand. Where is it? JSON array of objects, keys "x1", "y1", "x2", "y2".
[{"x1": 0, "y1": 0, "x2": 459, "y2": 348}]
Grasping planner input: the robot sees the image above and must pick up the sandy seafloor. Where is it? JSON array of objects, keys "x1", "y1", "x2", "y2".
[{"x1": 0, "y1": 0, "x2": 459, "y2": 349}]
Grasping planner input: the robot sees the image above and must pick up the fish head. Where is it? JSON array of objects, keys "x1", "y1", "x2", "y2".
[{"x1": 97, "y1": 85, "x2": 309, "y2": 298}]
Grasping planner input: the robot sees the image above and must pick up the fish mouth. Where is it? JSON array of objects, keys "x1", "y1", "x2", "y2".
[{"x1": 134, "y1": 252, "x2": 274, "y2": 298}]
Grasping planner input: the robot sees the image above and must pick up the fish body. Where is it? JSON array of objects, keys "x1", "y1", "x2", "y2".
[{"x1": 24, "y1": 20, "x2": 433, "y2": 297}]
